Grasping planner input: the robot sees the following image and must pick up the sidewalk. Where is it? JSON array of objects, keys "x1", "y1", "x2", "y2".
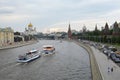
[{"x1": 91, "y1": 46, "x2": 120, "y2": 80}]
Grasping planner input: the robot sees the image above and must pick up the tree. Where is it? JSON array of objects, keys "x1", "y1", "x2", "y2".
[{"x1": 14, "y1": 32, "x2": 20, "y2": 35}]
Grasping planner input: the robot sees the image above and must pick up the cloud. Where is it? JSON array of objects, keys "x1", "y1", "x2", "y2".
[
  {"x1": 0, "y1": 14, "x2": 29, "y2": 21},
  {"x1": 0, "y1": 0, "x2": 120, "y2": 32},
  {"x1": 0, "y1": 6, "x2": 15, "y2": 14}
]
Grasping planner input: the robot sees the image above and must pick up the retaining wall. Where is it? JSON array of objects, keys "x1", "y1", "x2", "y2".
[
  {"x1": 74, "y1": 41, "x2": 103, "y2": 80},
  {"x1": 0, "y1": 40, "x2": 38, "y2": 50}
]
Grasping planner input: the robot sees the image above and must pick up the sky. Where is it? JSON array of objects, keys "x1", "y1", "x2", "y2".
[{"x1": 0, "y1": 0, "x2": 120, "y2": 33}]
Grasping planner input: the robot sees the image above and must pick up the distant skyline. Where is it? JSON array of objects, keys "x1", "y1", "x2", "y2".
[{"x1": 0, "y1": 0, "x2": 120, "y2": 33}]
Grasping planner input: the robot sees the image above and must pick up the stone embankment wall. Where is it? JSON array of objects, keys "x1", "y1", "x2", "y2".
[
  {"x1": 0, "y1": 40, "x2": 38, "y2": 50},
  {"x1": 74, "y1": 41, "x2": 103, "y2": 80}
]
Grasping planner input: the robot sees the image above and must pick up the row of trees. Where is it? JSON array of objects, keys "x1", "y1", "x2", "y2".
[
  {"x1": 78, "y1": 36, "x2": 120, "y2": 44},
  {"x1": 14, "y1": 32, "x2": 37, "y2": 42},
  {"x1": 72, "y1": 21, "x2": 120, "y2": 44}
]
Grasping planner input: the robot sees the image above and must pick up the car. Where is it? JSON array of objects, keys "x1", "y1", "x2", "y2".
[
  {"x1": 103, "y1": 49, "x2": 111, "y2": 55},
  {"x1": 115, "y1": 51, "x2": 120, "y2": 58},
  {"x1": 113, "y1": 58, "x2": 120, "y2": 63},
  {"x1": 109, "y1": 46, "x2": 117, "y2": 52},
  {"x1": 116, "y1": 54, "x2": 120, "y2": 58},
  {"x1": 110, "y1": 53, "x2": 120, "y2": 63}
]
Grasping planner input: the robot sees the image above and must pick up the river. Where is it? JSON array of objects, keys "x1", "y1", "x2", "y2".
[{"x1": 0, "y1": 40, "x2": 91, "y2": 80}]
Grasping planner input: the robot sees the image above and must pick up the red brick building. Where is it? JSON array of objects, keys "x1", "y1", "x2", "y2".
[
  {"x1": 112, "y1": 21, "x2": 120, "y2": 36},
  {"x1": 68, "y1": 23, "x2": 72, "y2": 39}
]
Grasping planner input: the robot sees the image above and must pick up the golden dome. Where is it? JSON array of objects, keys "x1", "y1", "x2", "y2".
[{"x1": 28, "y1": 22, "x2": 33, "y2": 27}]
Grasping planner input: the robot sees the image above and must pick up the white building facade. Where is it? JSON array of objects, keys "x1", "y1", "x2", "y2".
[
  {"x1": 24, "y1": 23, "x2": 37, "y2": 35},
  {"x1": 0, "y1": 27, "x2": 14, "y2": 46}
]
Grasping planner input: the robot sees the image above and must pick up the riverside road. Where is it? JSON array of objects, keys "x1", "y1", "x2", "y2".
[{"x1": 0, "y1": 40, "x2": 91, "y2": 80}]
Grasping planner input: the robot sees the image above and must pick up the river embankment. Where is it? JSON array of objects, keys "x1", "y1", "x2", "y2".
[{"x1": 0, "y1": 40, "x2": 38, "y2": 50}]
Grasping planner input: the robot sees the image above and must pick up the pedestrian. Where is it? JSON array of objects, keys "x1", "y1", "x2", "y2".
[{"x1": 111, "y1": 67, "x2": 113, "y2": 72}]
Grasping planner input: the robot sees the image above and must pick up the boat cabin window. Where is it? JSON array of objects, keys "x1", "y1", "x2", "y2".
[
  {"x1": 26, "y1": 50, "x2": 38, "y2": 55},
  {"x1": 44, "y1": 47, "x2": 52, "y2": 49}
]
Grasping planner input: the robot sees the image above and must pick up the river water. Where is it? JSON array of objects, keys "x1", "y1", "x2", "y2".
[{"x1": 0, "y1": 40, "x2": 91, "y2": 80}]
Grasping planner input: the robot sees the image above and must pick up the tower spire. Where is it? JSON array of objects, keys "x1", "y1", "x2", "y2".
[{"x1": 68, "y1": 23, "x2": 72, "y2": 39}]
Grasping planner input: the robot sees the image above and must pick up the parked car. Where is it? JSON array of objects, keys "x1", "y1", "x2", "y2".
[
  {"x1": 115, "y1": 51, "x2": 120, "y2": 58},
  {"x1": 116, "y1": 54, "x2": 120, "y2": 58},
  {"x1": 109, "y1": 46, "x2": 117, "y2": 52},
  {"x1": 103, "y1": 48, "x2": 112, "y2": 55},
  {"x1": 110, "y1": 53, "x2": 120, "y2": 63}
]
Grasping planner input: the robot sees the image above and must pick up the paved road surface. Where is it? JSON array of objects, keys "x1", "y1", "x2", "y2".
[{"x1": 91, "y1": 46, "x2": 120, "y2": 80}]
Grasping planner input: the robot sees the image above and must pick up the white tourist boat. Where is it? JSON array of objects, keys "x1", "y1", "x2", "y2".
[
  {"x1": 42, "y1": 45, "x2": 55, "y2": 55},
  {"x1": 17, "y1": 49, "x2": 41, "y2": 63}
]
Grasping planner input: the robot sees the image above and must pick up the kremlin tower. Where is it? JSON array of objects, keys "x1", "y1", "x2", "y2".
[{"x1": 67, "y1": 23, "x2": 72, "y2": 39}]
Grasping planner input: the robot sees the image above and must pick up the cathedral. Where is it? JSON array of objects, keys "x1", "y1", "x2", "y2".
[{"x1": 24, "y1": 23, "x2": 37, "y2": 35}]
